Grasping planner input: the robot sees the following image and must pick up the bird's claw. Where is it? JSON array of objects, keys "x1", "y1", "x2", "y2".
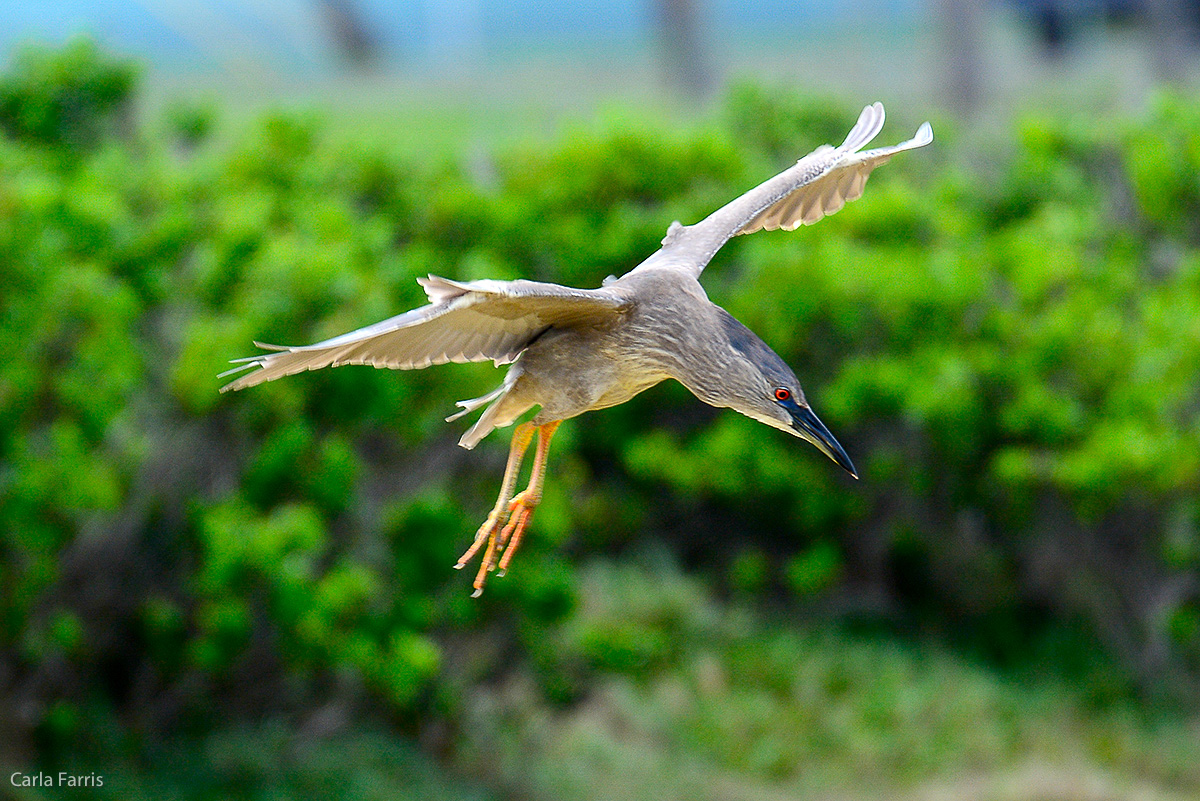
[
  {"x1": 457, "y1": 490, "x2": 540, "y2": 597},
  {"x1": 454, "y1": 509, "x2": 509, "y2": 570}
]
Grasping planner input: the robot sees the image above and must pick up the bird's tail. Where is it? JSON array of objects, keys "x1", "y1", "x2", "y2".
[
  {"x1": 450, "y1": 365, "x2": 529, "y2": 450},
  {"x1": 446, "y1": 385, "x2": 505, "y2": 424}
]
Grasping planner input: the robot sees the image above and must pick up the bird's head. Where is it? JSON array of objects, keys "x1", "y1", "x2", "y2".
[{"x1": 709, "y1": 310, "x2": 857, "y2": 479}]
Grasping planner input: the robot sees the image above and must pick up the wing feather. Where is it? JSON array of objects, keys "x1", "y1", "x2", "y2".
[
  {"x1": 737, "y1": 120, "x2": 932, "y2": 237},
  {"x1": 632, "y1": 103, "x2": 932, "y2": 278},
  {"x1": 220, "y1": 275, "x2": 629, "y2": 392}
]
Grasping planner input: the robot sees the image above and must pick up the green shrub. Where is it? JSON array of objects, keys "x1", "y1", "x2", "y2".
[{"x1": 0, "y1": 37, "x2": 136, "y2": 149}]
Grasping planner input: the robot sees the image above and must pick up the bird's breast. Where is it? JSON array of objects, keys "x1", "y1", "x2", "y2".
[{"x1": 516, "y1": 323, "x2": 669, "y2": 419}]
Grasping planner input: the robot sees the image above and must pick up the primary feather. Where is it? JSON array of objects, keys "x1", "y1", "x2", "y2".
[{"x1": 219, "y1": 276, "x2": 630, "y2": 392}]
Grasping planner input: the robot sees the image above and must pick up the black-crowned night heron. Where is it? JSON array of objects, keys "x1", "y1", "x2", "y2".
[{"x1": 221, "y1": 102, "x2": 932, "y2": 596}]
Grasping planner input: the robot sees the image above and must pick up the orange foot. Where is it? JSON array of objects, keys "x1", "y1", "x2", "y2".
[
  {"x1": 453, "y1": 421, "x2": 559, "y2": 597},
  {"x1": 453, "y1": 489, "x2": 541, "y2": 597}
]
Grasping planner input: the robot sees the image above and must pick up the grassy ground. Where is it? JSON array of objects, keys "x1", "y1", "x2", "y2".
[
  {"x1": 41, "y1": 555, "x2": 1197, "y2": 801},
  {"x1": 453, "y1": 556, "x2": 1199, "y2": 801}
]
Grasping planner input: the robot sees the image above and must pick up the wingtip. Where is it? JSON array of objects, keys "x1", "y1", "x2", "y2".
[
  {"x1": 842, "y1": 101, "x2": 887, "y2": 152},
  {"x1": 915, "y1": 121, "x2": 934, "y2": 145},
  {"x1": 418, "y1": 274, "x2": 471, "y2": 305}
]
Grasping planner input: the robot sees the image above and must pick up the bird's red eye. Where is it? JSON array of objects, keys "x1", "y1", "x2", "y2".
[{"x1": 774, "y1": 388, "x2": 791, "y2": 402}]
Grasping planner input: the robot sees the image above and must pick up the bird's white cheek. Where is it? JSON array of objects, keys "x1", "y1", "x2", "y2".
[{"x1": 738, "y1": 407, "x2": 795, "y2": 435}]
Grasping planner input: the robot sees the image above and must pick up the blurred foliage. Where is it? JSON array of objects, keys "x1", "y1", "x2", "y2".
[
  {"x1": 462, "y1": 557, "x2": 1200, "y2": 801},
  {"x1": 1, "y1": 42, "x2": 1199, "y2": 799},
  {"x1": 0, "y1": 38, "x2": 136, "y2": 150}
]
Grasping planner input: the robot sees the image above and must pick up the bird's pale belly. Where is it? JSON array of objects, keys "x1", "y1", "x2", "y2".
[
  {"x1": 515, "y1": 327, "x2": 669, "y2": 421},
  {"x1": 586, "y1": 371, "x2": 669, "y2": 412}
]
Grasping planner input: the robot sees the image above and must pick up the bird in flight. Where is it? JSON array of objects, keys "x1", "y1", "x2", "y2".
[{"x1": 221, "y1": 102, "x2": 932, "y2": 596}]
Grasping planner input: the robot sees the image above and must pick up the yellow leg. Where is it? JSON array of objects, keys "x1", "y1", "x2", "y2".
[
  {"x1": 455, "y1": 423, "x2": 535, "y2": 582},
  {"x1": 497, "y1": 420, "x2": 560, "y2": 576},
  {"x1": 457, "y1": 421, "x2": 560, "y2": 597}
]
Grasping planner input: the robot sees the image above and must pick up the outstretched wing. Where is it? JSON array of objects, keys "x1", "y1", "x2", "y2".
[
  {"x1": 635, "y1": 102, "x2": 933, "y2": 278},
  {"x1": 219, "y1": 275, "x2": 630, "y2": 392}
]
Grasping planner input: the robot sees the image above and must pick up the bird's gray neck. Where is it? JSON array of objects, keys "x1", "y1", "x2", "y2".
[{"x1": 621, "y1": 276, "x2": 772, "y2": 406}]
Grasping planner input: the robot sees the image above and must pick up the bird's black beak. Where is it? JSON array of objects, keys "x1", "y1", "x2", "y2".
[{"x1": 789, "y1": 404, "x2": 858, "y2": 479}]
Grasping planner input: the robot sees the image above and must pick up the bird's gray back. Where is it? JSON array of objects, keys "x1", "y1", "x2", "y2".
[{"x1": 493, "y1": 268, "x2": 713, "y2": 424}]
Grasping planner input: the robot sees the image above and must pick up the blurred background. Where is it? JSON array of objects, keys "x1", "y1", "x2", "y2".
[{"x1": 2, "y1": 2, "x2": 1200, "y2": 800}]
